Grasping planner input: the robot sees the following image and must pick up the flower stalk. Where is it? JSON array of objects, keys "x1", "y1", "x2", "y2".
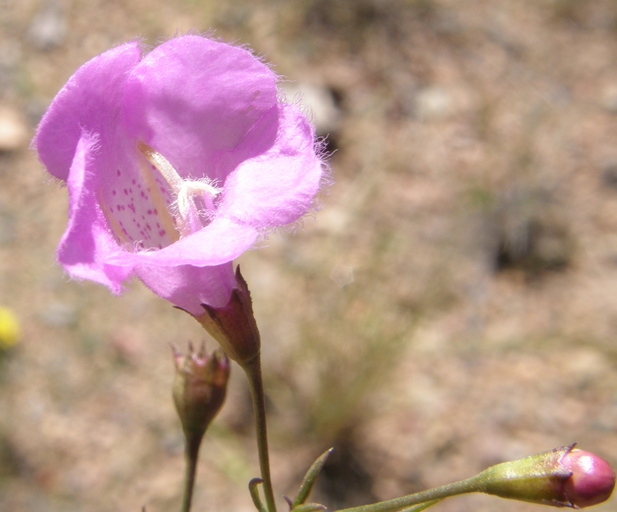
[
  {"x1": 245, "y1": 356, "x2": 278, "y2": 512},
  {"x1": 182, "y1": 434, "x2": 201, "y2": 512},
  {"x1": 336, "y1": 445, "x2": 615, "y2": 512},
  {"x1": 337, "y1": 475, "x2": 479, "y2": 512}
]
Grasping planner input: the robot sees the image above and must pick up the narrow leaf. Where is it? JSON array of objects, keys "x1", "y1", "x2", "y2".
[
  {"x1": 293, "y1": 448, "x2": 334, "y2": 508},
  {"x1": 292, "y1": 503, "x2": 327, "y2": 512},
  {"x1": 249, "y1": 478, "x2": 269, "y2": 512}
]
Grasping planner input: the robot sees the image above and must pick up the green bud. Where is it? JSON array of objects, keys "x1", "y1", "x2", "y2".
[
  {"x1": 475, "y1": 444, "x2": 615, "y2": 508},
  {"x1": 172, "y1": 343, "x2": 230, "y2": 444}
]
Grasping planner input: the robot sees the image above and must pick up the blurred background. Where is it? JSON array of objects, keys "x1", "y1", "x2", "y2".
[{"x1": 1, "y1": 0, "x2": 617, "y2": 511}]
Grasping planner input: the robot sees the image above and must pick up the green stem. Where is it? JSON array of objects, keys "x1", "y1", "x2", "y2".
[
  {"x1": 181, "y1": 434, "x2": 203, "y2": 512},
  {"x1": 398, "y1": 500, "x2": 440, "y2": 512},
  {"x1": 337, "y1": 476, "x2": 482, "y2": 512},
  {"x1": 244, "y1": 355, "x2": 277, "y2": 512}
]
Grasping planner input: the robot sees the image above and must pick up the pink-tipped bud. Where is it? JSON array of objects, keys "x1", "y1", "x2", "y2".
[
  {"x1": 172, "y1": 343, "x2": 230, "y2": 445},
  {"x1": 193, "y1": 267, "x2": 261, "y2": 368},
  {"x1": 476, "y1": 444, "x2": 615, "y2": 508},
  {"x1": 561, "y1": 449, "x2": 616, "y2": 508}
]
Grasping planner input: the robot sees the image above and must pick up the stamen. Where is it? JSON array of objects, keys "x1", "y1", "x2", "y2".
[
  {"x1": 137, "y1": 144, "x2": 180, "y2": 244},
  {"x1": 138, "y1": 142, "x2": 221, "y2": 238},
  {"x1": 139, "y1": 142, "x2": 184, "y2": 195}
]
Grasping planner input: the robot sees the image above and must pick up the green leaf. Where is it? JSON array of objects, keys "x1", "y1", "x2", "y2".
[
  {"x1": 292, "y1": 503, "x2": 327, "y2": 512},
  {"x1": 292, "y1": 448, "x2": 334, "y2": 508},
  {"x1": 249, "y1": 478, "x2": 268, "y2": 512}
]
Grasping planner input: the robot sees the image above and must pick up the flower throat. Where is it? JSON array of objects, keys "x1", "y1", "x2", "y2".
[{"x1": 137, "y1": 142, "x2": 221, "y2": 241}]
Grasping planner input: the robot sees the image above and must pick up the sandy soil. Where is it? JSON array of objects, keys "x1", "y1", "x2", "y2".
[{"x1": 1, "y1": 1, "x2": 617, "y2": 511}]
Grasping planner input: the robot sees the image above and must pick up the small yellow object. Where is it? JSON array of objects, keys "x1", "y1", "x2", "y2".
[{"x1": 0, "y1": 307, "x2": 20, "y2": 350}]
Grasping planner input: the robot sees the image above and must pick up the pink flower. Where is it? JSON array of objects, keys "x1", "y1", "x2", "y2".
[{"x1": 35, "y1": 36, "x2": 325, "y2": 315}]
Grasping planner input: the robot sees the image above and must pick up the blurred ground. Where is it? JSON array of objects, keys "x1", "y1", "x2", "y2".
[{"x1": 1, "y1": 0, "x2": 617, "y2": 511}]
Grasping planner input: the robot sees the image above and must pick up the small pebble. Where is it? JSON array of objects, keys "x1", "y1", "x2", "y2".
[
  {"x1": 0, "y1": 213, "x2": 16, "y2": 246},
  {"x1": 601, "y1": 84, "x2": 617, "y2": 114},
  {"x1": 39, "y1": 302, "x2": 77, "y2": 328},
  {"x1": 330, "y1": 264, "x2": 355, "y2": 287},
  {"x1": 0, "y1": 106, "x2": 28, "y2": 152},
  {"x1": 28, "y1": 4, "x2": 67, "y2": 50},
  {"x1": 415, "y1": 87, "x2": 453, "y2": 121}
]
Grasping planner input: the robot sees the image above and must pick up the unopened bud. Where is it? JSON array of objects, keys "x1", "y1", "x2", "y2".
[
  {"x1": 475, "y1": 444, "x2": 615, "y2": 508},
  {"x1": 561, "y1": 448, "x2": 616, "y2": 507},
  {"x1": 172, "y1": 343, "x2": 230, "y2": 445},
  {"x1": 193, "y1": 267, "x2": 261, "y2": 368}
]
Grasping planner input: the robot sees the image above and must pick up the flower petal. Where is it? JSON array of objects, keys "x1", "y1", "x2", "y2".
[
  {"x1": 135, "y1": 261, "x2": 237, "y2": 314},
  {"x1": 107, "y1": 216, "x2": 259, "y2": 267},
  {"x1": 58, "y1": 133, "x2": 132, "y2": 291},
  {"x1": 34, "y1": 42, "x2": 142, "y2": 180},
  {"x1": 123, "y1": 36, "x2": 278, "y2": 181},
  {"x1": 217, "y1": 103, "x2": 324, "y2": 228}
]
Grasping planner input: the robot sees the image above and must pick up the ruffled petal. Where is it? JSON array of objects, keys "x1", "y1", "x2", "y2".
[
  {"x1": 107, "y1": 216, "x2": 259, "y2": 267},
  {"x1": 58, "y1": 133, "x2": 133, "y2": 291},
  {"x1": 123, "y1": 36, "x2": 278, "y2": 181},
  {"x1": 34, "y1": 42, "x2": 142, "y2": 180},
  {"x1": 212, "y1": 104, "x2": 279, "y2": 183},
  {"x1": 34, "y1": 41, "x2": 172, "y2": 250},
  {"x1": 217, "y1": 103, "x2": 324, "y2": 228},
  {"x1": 135, "y1": 261, "x2": 236, "y2": 314}
]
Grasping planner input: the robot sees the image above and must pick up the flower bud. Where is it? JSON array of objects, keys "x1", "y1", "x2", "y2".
[
  {"x1": 172, "y1": 343, "x2": 230, "y2": 444},
  {"x1": 193, "y1": 267, "x2": 261, "y2": 368},
  {"x1": 475, "y1": 444, "x2": 615, "y2": 508},
  {"x1": 561, "y1": 448, "x2": 616, "y2": 508}
]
